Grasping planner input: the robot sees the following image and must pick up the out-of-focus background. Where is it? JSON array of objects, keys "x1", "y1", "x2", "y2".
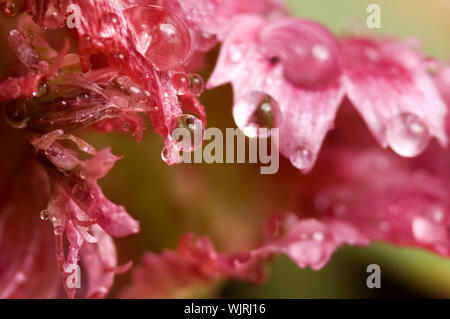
[{"x1": 38, "y1": 0, "x2": 450, "y2": 298}]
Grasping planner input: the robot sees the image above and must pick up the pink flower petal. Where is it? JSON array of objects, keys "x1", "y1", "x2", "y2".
[
  {"x1": 208, "y1": 16, "x2": 345, "y2": 173},
  {"x1": 342, "y1": 37, "x2": 448, "y2": 157},
  {"x1": 0, "y1": 158, "x2": 59, "y2": 299}
]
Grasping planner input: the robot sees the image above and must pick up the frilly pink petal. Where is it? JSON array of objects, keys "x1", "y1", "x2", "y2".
[
  {"x1": 341, "y1": 37, "x2": 448, "y2": 157},
  {"x1": 208, "y1": 16, "x2": 345, "y2": 173}
]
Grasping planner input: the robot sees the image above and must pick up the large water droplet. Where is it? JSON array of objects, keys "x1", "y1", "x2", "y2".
[
  {"x1": 386, "y1": 112, "x2": 430, "y2": 157},
  {"x1": 3, "y1": 98, "x2": 31, "y2": 129},
  {"x1": 3, "y1": 0, "x2": 26, "y2": 16},
  {"x1": 233, "y1": 91, "x2": 281, "y2": 138},
  {"x1": 171, "y1": 72, "x2": 189, "y2": 95},
  {"x1": 169, "y1": 114, "x2": 203, "y2": 152},
  {"x1": 124, "y1": 5, "x2": 192, "y2": 71},
  {"x1": 108, "y1": 76, "x2": 149, "y2": 109},
  {"x1": 259, "y1": 19, "x2": 342, "y2": 89},
  {"x1": 289, "y1": 147, "x2": 313, "y2": 171}
]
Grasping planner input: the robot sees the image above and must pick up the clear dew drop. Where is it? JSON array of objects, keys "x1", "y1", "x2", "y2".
[
  {"x1": 171, "y1": 72, "x2": 190, "y2": 95},
  {"x1": 3, "y1": 98, "x2": 31, "y2": 129},
  {"x1": 233, "y1": 91, "x2": 281, "y2": 138},
  {"x1": 187, "y1": 74, "x2": 205, "y2": 96},
  {"x1": 169, "y1": 114, "x2": 203, "y2": 152},
  {"x1": 40, "y1": 209, "x2": 49, "y2": 221},
  {"x1": 386, "y1": 112, "x2": 430, "y2": 157},
  {"x1": 161, "y1": 146, "x2": 170, "y2": 163},
  {"x1": 123, "y1": 5, "x2": 192, "y2": 71},
  {"x1": 259, "y1": 20, "x2": 342, "y2": 89},
  {"x1": 289, "y1": 147, "x2": 313, "y2": 171}
]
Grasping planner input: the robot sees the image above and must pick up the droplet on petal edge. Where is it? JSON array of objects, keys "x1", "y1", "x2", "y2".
[
  {"x1": 169, "y1": 114, "x2": 204, "y2": 152},
  {"x1": 40, "y1": 209, "x2": 49, "y2": 220},
  {"x1": 187, "y1": 74, "x2": 205, "y2": 97},
  {"x1": 259, "y1": 19, "x2": 342, "y2": 90},
  {"x1": 123, "y1": 5, "x2": 192, "y2": 71},
  {"x1": 289, "y1": 147, "x2": 314, "y2": 171},
  {"x1": 385, "y1": 112, "x2": 430, "y2": 157},
  {"x1": 171, "y1": 72, "x2": 190, "y2": 95},
  {"x1": 233, "y1": 91, "x2": 282, "y2": 138}
]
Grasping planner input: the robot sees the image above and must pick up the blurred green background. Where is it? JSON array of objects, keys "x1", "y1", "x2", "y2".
[{"x1": 79, "y1": 0, "x2": 450, "y2": 298}]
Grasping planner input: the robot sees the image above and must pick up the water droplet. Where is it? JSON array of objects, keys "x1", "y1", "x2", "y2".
[
  {"x1": 233, "y1": 91, "x2": 281, "y2": 138},
  {"x1": 40, "y1": 210, "x2": 49, "y2": 220},
  {"x1": 187, "y1": 74, "x2": 204, "y2": 96},
  {"x1": 259, "y1": 20, "x2": 342, "y2": 89},
  {"x1": 289, "y1": 147, "x2": 313, "y2": 171},
  {"x1": 161, "y1": 146, "x2": 169, "y2": 162},
  {"x1": 169, "y1": 114, "x2": 203, "y2": 152},
  {"x1": 3, "y1": 98, "x2": 31, "y2": 129},
  {"x1": 171, "y1": 72, "x2": 189, "y2": 95},
  {"x1": 32, "y1": 82, "x2": 49, "y2": 98},
  {"x1": 386, "y1": 112, "x2": 430, "y2": 157},
  {"x1": 124, "y1": 5, "x2": 192, "y2": 71},
  {"x1": 3, "y1": 0, "x2": 26, "y2": 16}
]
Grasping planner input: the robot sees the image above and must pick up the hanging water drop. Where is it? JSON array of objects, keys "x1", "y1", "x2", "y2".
[
  {"x1": 259, "y1": 19, "x2": 342, "y2": 89},
  {"x1": 3, "y1": 0, "x2": 26, "y2": 16},
  {"x1": 289, "y1": 147, "x2": 313, "y2": 171},
  {"x1": 187, "y1": 74, "x2": 204, "y2": 96},
  {"x1": 171, "y1": 72, "x2": 190, "y2": 95},
  {"x1": 3, "y1": 98, "x2": 31, "y2": 129},
  {"x1": 161, "y1": 146, "x2": 170, "y2": 163},
  {"x1": 124, "y1": 5, "x2": 192, "y2": 71},
  {"x1": 169, "y1": 114, "x2": 203, "y2": 152},
  {"x1": 40, "y1": 209, "x2": 49, "y2": 221},
  {"x1": 233, "y1": 91, "x2": 281, "y2": 138},
  {"x1": 386, "y1": 112, "x2": 430, "y2": 157}
]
